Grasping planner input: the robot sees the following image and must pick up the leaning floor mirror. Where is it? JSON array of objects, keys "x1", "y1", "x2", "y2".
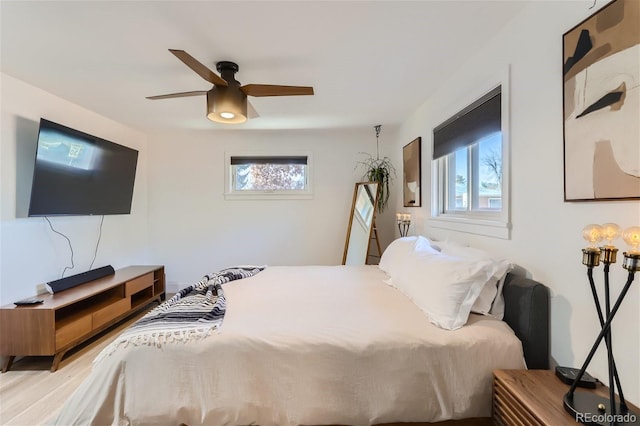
[{"x1": 342, "y1": 181, "x2": 380, "y2": 265}]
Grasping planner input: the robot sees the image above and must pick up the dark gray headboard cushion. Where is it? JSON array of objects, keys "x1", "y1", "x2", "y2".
[{"x1": 502, "y1": 273, "x2": 550, "y2": 370}]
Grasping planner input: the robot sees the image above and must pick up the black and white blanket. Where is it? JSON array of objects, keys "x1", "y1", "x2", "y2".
[{"x1": 95, "y1": 265, "x2": 265, "y2": 363}]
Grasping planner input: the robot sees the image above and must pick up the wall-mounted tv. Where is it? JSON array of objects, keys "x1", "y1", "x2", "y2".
[{"x1": 28, "y1": 118, "x2": 139, "y2": 217}]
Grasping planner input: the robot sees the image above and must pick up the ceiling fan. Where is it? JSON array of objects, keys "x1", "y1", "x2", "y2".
[{"x1": 147, "y1": 49, "x2": 314, "y2": 124}]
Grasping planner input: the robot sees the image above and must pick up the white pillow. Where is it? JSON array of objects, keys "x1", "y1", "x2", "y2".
[
  {"x1": 471, "y1": 257, "x2": 511, "y2": 317},
  {"x1": 414, "y1": 235, "x2": 437, "y2": 252},
  {"x1": 392, "y1": 249, "x2": 497, "y2": 330},
  {"x1": 487, "y1": 267, "x2": 513, "y2": 319},
  {"x1": 437, "y1": 241, "x2": 511, "y2": 318},
  {"x1": 378, "y1": 236, "x2": 418, "y2": 277}
]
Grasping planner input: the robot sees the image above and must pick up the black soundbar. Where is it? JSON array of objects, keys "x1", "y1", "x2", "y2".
[{"x1": 45, "y1": 265, "x2": 115, "y2": 294}]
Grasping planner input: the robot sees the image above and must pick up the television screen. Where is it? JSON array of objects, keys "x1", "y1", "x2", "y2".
[{"x1": 28, "y1": 118, "x2": 139, "y2": 216}]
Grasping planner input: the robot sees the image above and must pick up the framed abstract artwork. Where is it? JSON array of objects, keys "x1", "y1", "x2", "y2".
[
  {"x1": 563, "y1": 0, "x2": 639, "y2": 201},
  {"x1": 402, "y1": 137, "x2": 421, "y2": 207}
]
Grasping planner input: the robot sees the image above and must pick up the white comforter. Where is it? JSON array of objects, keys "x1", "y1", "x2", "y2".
[{"x1": 54, "y1": 265, "x2": 525, "y2": 426}]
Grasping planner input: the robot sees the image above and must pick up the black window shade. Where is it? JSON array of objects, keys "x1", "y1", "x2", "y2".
[
  {"x1": 433, "y1": 86, "x2": 501, "y2": 160},
  {"x1": 230, "y1": 156, "x2": 308, "y2": 165}
]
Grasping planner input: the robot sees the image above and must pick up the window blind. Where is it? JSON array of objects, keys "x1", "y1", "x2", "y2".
[
  {"x1": 433, "y1": 86, "x2": 501, "y2": 160},
  {"x1": 230, "y1": 156, "x2": 308, "y2": 165}
]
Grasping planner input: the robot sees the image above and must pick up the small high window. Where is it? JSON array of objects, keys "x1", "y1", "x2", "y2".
[{"x1": 225, "y1": 153, "x2": 312, "y2": 200}]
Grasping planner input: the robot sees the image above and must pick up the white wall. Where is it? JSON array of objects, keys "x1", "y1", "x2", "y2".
[
  {"x1": 145, "y1": 127, "x2": 397, "y2": 292},
  {"x1": 0, "y1": 74, "x2": 152, "y2": 305},
  {"x1": 393, "y1": 1, "x2": 639, "y2": 405}
]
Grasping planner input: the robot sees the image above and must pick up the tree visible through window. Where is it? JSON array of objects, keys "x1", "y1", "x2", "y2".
[
  {"x1": 235, "y1": 163, "x2": 306, "y2": 191},
  {"x1": 227, "y1": 155, "x2": 311, "y2": 197}
]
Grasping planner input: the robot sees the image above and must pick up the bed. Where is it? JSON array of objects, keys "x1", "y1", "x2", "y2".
[{"x1": 53, "y1": 243, "x2": 549, "y2": 426}]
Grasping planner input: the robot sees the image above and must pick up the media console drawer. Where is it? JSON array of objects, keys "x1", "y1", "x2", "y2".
[
  {"x1": 92, "y1": 298, "x2": 131, "y2": 329},
  {"x1": 125, "y1": 273, "x2": 153, "y2": 296},
  {"x1": 56, "y1": 315, "x2": 92, "y2": 349}
]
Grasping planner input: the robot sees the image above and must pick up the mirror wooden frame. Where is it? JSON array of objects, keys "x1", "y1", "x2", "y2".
[{"x1": 342, "y1": 181, "x2": 380, "y2": 265}]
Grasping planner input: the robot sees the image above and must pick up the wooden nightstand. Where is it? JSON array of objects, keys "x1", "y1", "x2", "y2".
[{"x1": 493, "y1": 369, "x2": 639, "y2": 425}]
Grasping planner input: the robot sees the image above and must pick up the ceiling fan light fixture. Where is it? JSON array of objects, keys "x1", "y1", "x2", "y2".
[
  {"x1": 148, "y1": 52, "x2": 314, "y2": 123},
  {"x1": 206, "y1": 88, "x2": 247, "y2": 124}
]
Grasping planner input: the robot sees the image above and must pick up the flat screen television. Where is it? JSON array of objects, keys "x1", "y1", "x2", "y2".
[{"x1": 28, "y1": 118, "x2": 139, "y2": 217}]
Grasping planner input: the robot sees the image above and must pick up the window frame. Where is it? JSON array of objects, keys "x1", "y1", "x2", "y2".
[
  {"x1": 429, "y1": 67, "x2": 511, "y2": 239},
  {"x1": 224, "y1": 151, "x2": 313, "y2": 200}
]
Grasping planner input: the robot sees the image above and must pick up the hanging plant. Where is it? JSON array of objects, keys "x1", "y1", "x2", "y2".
[{"x1": 355, "y1": 125, "x2": 396, "y2": 213}]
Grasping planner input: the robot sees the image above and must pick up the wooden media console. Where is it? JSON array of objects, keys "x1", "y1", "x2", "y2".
[{"x1": 0, "y1": 265, "x2": 165, "y2": 372}]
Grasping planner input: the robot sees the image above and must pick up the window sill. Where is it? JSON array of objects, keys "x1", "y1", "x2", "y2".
[{"x1": 427, "y1": 215, "x2": 510, "y2": 239}]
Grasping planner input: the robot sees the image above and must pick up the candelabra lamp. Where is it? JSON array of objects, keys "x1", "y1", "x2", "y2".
[
  {"x1": 563, "y1": 223, "x2": 640, "y2": 426},
  {"x1": 396, "y1": 213, "x2": 411, "y2": 237}
]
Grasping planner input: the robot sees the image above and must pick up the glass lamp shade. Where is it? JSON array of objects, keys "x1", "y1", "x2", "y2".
[
  {"x1": 601, "y1": 223, "x2": 621, "y2": 247},
  {"x1": 623, "y1": 226, "x2": 640, "y2": 254},
  {"x1": 582, "y1": 224, "x2": 604, "y2": 248},
  {"x1": 206, "y1": 88, "x2": 247, "y2": 124},
  {"x1": 396, "y1": 213, "x2": 411, "y2": 223},
  {"x1": 620, "y1": 226, "x2": 640, "y2": 271}
]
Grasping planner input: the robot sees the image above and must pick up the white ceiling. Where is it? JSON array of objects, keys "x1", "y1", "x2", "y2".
[{"x1": 1, "y1": 1, "x2": 528, "y2": 132}]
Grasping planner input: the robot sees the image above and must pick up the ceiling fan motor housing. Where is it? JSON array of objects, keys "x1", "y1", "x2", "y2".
[
  {"x1": 207, "y1": 61, "x2": 247, "y2": 123},
  {"x1": 216, "y1": 61, "x2": 239, "y2": 76}
]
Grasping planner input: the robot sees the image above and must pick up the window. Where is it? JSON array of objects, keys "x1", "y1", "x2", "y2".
[
  {"x1": 430, "y1": 80, "x2": 510, "y2": 239},
  {"x1": 444, "y1": 132, "x2": 502, "y2": 213},
  {"x1": 225, "y1": 153, "x2": 312, "y2": 199}
]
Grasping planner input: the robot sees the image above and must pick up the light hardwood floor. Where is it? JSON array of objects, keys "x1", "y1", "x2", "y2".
[{"x1": 0, "y1": 307, "x2": 152, "y2": 425}]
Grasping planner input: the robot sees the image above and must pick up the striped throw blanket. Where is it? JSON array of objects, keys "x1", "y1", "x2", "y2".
[{"x1": 95, "y1": 265, "x2": 265, "y2": 363}]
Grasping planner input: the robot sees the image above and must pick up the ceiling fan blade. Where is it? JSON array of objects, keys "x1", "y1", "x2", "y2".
[
  {"x1": 241, "y1": 84, "x2": 314, "y2": 97},
  {"x1": 247, "y1": 100, "x2": 259, "y2": 119},
  {"x1": 146, "y1": 90, "x2": 207, "y2": 100},
  {"x1": 169, "y1": 49, "x2": 228, "y2": 87}
]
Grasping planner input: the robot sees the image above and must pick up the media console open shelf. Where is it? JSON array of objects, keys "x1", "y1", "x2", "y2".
[{"x1": 0, "y1": 265, "x2": 165, "y2": 372}]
